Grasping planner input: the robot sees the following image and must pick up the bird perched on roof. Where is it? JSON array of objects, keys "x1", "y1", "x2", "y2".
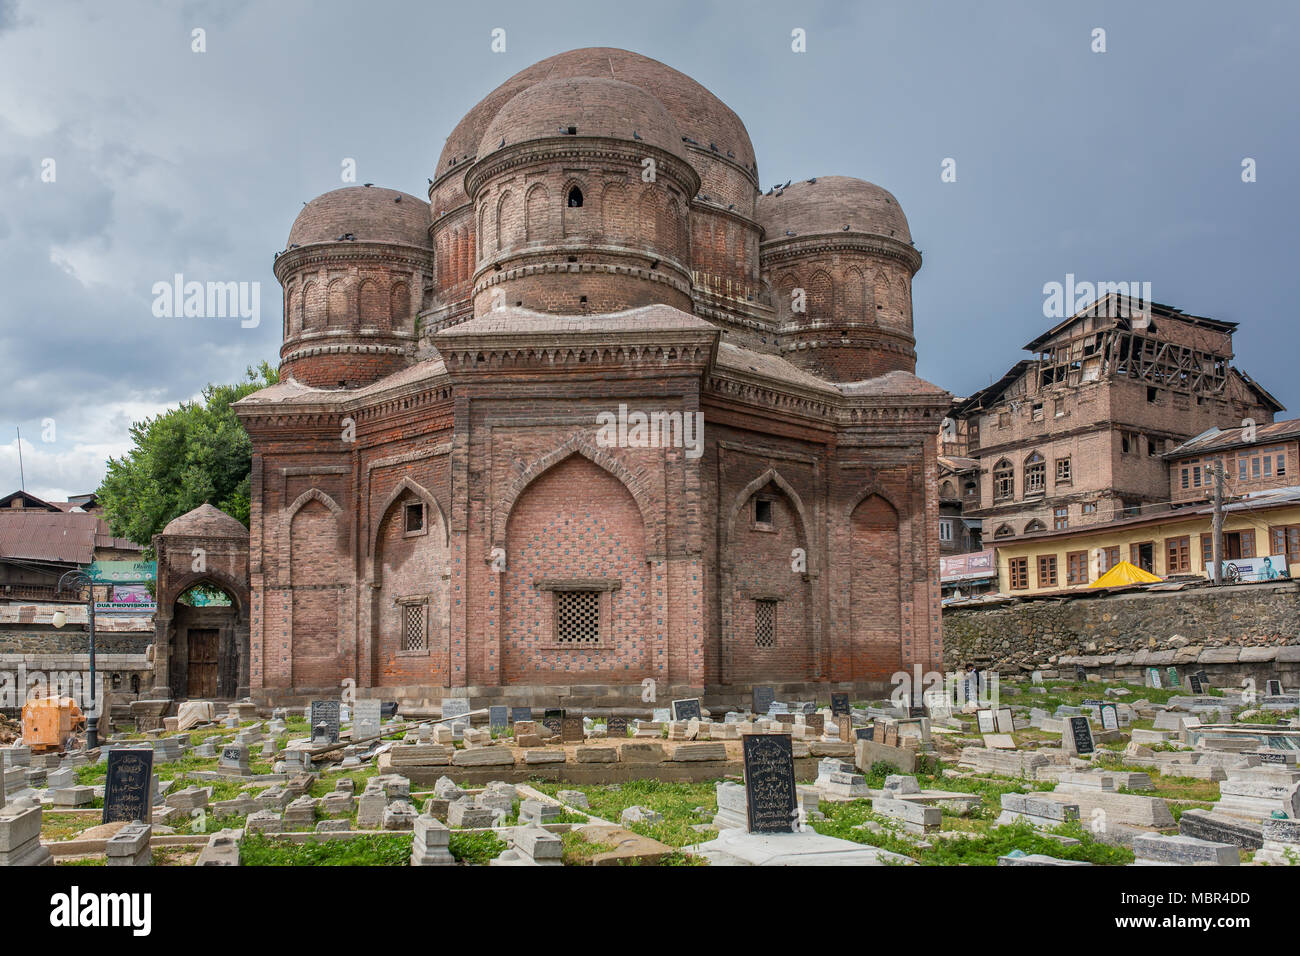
[
  {"x1": 363, "y1": 182, "x2": 373, "y2": 187},
  {"x1": 783, "y1": 179, "x2": 791, "y2": 188},
  {"x1": 498, "y1": 137, "x2": 505, "y2": 148},
  {"x1": 808, "y1": 177, "x2": 817, "y2": 184},
  {"x1": 727, "y1": 150, "x2": 734, "y2": 158},
  {"x1": 709, "y1": 142, "x2": 719, "y2": 153},
  {"x1": 633, "y1": 130, "x2": 642, "y2": 141},
  {"x1": 785, "y1": 230, "x2": 795, "y2": 236}
]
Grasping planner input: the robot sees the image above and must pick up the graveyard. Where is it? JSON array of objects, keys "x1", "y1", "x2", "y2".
[{"x1": 2, "y1": 672, "x2": 1297, "y2": 868}]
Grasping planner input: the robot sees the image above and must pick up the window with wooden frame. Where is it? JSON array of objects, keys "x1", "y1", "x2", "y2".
[
  {"x1": 1100, "y1": 546, "x2": 1121, "y2": 573},
  {"x1": 993, "y1": 459, "x2": 1014, "y2": 500},
  {"x1": 1054, "y1": 506, "x2": 1069, "y2": 530},
  {"x1": 1270, "y1": 525, "x2": 1300, "y2": 563},
  {"x1": 1130, "y1": 541, "x2": 1155, "y2": 573},
  {"x1": 1066, "y1": 550, "x2": 1089, "y2": 585},
  {"x1": 1008, "y1": 556, "x2": 1029, "y2": 590},
  {"x1": 1200, "y1": 533, "x2": 1214, "y2": 570},
  {"x1": 1024, "y1": 453, "x2": 1046, "y2": 496},
  {"x1": 403, "y1": 501, "x2": 425, "y2": 535},
  {"x1": 1055, "y1": 457, "x2": 1072, "y2": 484},
  {"x1": 1165, "y1": 535, "x2": 1191, "y2": 574},
  {"x1": 1037, "y1": 554, "x2": 1058, "y2": 588}
]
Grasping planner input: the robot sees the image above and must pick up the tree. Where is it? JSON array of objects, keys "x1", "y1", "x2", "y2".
[{"x1": 97, "y1": 362, "x2": 278, "y2": 547}]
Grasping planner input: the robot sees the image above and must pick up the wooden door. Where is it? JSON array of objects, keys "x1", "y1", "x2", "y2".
[{"x1": 187, "y1": 628, "x2": 219, "y2": 698}]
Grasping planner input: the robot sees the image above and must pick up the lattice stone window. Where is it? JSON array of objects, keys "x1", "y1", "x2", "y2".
[
  {"x1": 754, "y1": 599, "x2": 777, "y2": 648},
  {"x1": 556, "y1": 590, "x2": 601, "y2": 644},
  {"x1": 402, "y1": 603, "x2": 427, "y2": 651}
]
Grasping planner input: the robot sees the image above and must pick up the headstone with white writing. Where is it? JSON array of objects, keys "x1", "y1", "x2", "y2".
[
  {"x1": 1188, "y1": 674, "x2": 1204, "y2": 694},
  {"x1": 742, "y1": 734, "x2": 797, "y2": 833},
  {"x1": 1266, "y1": 679, "x2": 1284, "y2": 697},
  {"x1": 353, "y1": 699, "x2": 382, "y2": 742},
  {"x1": 752, "y1": 686, "x2": 776, "y2": 716},
  {"x1": 830, "y1": 693, "x2": 851, "y2": 717},
  {"x1": 102, "y1": 748, "x2": 154, "y2": 824},
  {"x1": 671, "y1": 698, "x2": 702, "y2": 721},
  {"x1": 219, "y1": 744, "x2": 251, "y2": 775},
  {"x1": 310, "y1": 700, "x2": 341, "y2": 744},
  {"x1": 441, "y1": 698, "x2": 471, "y2": 739},
  {"x1": 510, "y1": 706, "x2": 532, "y2": 724},
  {"x1": 1063, "y1": 716, "x2": 1095, "y2": 755},
  {"x1": 976, "y1": 710, "x2": 996, "y2": 735},
  {"x1": 855, "y1": 726, "x2": 875, "y2": 742},
  {"x1": 1166, "y1": 667, "x2": 1180, "y2": 688},
  {"x1": 605, "y1": 715, "x2": 628, "y2": 739},
  {"x1": 488, "y1": 706, "x2": 509, "y2": 733},
  {"x1": 1147, "y1": 668, "x2": 1162, "y2": 689}
]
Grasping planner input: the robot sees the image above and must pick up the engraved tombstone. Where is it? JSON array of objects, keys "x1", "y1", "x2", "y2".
[
  {"x1": 742, "y1": 734, "x2": 797, "y2": 834},
  {"x1": 752, "y1": 686, "x2": 776, "y2": 716},
  {"x1": 671, "y1": 698, "x2": 702, "y2": 721},
  {"x1": 309, "y1": 700, "x2": 341, "y2": 744},
  {"x1": 1065, "y1": 715, "x2": 1095, "y2": 755},
  {"x1": 103, "y1": 748, "x2": 154, "y2": 824},
  {"x1": 561, "y1": 716, "x2": 584, "y2": 744},
  {"x1": 353, "y1": 699, "x2": 382, "y2": 742},
  {"x1": 606, "y1": 715, "x2": 628, "y2": 739},
  {"x1": 1099, "y1": 702, "x2": 1119, "y2": 732},
  {"x1": 830, "y1": 693, "x2": 851, "y2": 717},
  {"x1": 488, "y1": 706, "x2": 509, "y2": 733}
]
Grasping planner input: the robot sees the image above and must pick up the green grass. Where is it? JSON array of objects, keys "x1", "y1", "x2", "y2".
[
  {"x1": 447, "y1": 830, "x2": 507, "y2": 864},
  {"x1": 241, "y1": 832, "x2": 412, "y2": 866},
  {"x1": 530, "y1": 778, "x2": 718, "y2": 848},
  {"x1": 811, "y1": 802, "x2": 1134, "y2": 866}
]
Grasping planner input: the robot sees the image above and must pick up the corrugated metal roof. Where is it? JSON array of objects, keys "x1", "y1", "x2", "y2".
[
  {"x1": 0, "y1": 510, "x2": 130, "y2": 564},
  {"x1": 1167, "y1": 417, "x2": 1300, "y2": 458}
]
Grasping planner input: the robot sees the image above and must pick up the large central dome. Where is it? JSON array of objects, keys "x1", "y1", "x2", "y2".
[{"x1": 434, "y1": 47, "x2": 756, "y2": 209}]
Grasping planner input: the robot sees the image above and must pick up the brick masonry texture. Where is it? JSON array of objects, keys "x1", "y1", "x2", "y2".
[{"x1": 233, "y1": 48, "x2": 950, "y2": 704}]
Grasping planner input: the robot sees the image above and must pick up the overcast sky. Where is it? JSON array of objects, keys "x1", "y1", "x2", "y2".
[{"x1": 2, "y1": 0, "x2": 1297, "y2": 500}]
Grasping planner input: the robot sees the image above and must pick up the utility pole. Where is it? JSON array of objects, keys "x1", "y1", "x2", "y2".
[
  {"x1": 15, "y1": 426, "x2": 24, "y2": 491},
  {"x1": 1211, "y1": 460, "x2": 1225, "y2": 585}
]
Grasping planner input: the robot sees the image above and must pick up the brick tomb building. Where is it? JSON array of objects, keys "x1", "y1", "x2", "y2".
[{"x1": 234, "y1": 48, "x2": 949, "y2": 709}]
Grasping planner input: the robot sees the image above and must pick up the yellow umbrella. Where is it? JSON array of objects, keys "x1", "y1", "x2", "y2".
[{"x1": 1088, "y1": 559, "x2": 1163, "y2": 588}]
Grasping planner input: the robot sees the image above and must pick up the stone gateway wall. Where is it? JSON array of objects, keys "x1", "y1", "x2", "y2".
[{"x1": 943, "y1": 581, "x2": 1300, "y2": 683}]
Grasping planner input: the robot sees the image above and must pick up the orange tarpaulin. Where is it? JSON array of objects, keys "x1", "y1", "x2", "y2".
[{"x1": 1088, "y1": 560, "x2": 1163, "y2": 588}]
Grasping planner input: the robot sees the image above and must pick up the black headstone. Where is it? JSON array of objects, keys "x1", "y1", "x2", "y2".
[
  {"x1": 309, "y1": 700, "x2": 341, "y2": 743},
  {"x1": 1265, "y1": 679, "x2": 1284, "y2": 697},
  {"x1": 1068, "y1": 715, "x2": 1095, "y2": 755},
  {"x1": 1188, "y1": 675, "x2": 1204, "y2": 694},
  {"x1": 830, "y1": 693, "x2": 851, "y2": 717},
  {"x1": 752, "y1": 685, "x2": 776, "y2": 715},
  {"x1": 380, "y1": 701, "x2": 399, "y2": 719},
  {"x1": 1075, "y1": 665, "x2": 1088, "y2": 683},
  {"x1": 510, "y1": 706, "x2": 532, "y2": 724},
  {"x1": 606, "y1": 715, "x2": 628, "y2": 739},
  {"x1": 671, "y1": 698, "x2": 702, "y2": 721},
  {"x1": 742, "y1": 733, "x2": 797, "y2": 834},
  {"x1": 1255, "y1": 750, "x2": 1286, "y2": 765},
  {"x1": 103, "y1": 748, "x2": 154, "y2": 824},
  {"x1": 488, "y1": 705, "x2": 509, "y2": 732},
  {"x1": 855, "y1": 726, "x2": 875, "y2": 741},
  {"x1": 542, "y1": 709, "x2": 564, "y2": 735}
]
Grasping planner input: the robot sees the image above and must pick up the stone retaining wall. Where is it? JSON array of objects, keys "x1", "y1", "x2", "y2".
[{"x1": 943, "y1": 580, "x2": 1300, "y2": 683}]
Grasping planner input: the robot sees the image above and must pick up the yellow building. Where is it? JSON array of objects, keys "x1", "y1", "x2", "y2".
[{"x1": 993, "y1": 487, "x2": 1300, "y2": 595}]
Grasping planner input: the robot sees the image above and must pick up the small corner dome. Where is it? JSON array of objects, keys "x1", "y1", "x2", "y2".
[
  {"x1": 161, "y1": 503, "x2": 248, "y2": 538},
  {"x1": 756, "y1": 176, "x2": 912, "y2": 244},
  {"x1": 477, "y1": 76, "x2": 687, "y2": 163},
  {"x1": 287, "y1": 186, "x2": 432, "y2": 249}
]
